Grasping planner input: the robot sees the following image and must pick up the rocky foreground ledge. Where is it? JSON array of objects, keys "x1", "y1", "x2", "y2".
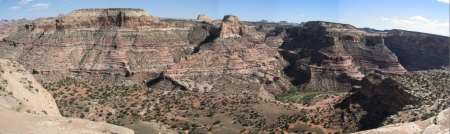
[
  {"x1": 353, "y1": 108, "x2": 449, "y2": 134},
  {"x1": 0, "y1": 59, "x2": 133, "y2": 134}
]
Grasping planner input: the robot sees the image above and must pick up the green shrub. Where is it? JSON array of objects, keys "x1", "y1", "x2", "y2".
[
  {"x1": 12, "y1": 104, "x2": 22, "y2": 112},
  {"x1": 422, "y1": 113, "x2": 435, "y2": 120}
]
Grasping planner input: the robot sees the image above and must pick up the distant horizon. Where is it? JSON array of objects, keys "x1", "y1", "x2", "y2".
[{"x1": 0, "y1": 0, "x2": 448, "y2": 36}]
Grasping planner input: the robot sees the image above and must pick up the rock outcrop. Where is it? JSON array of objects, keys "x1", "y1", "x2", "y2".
[
  {"x1": 197, "y1": 14, "x2": 211, "y2": 23},
  {"x1": 0, "y1": 108, "x2": 134, "y2": 134},
  {"x1": 0, "y1": 59, "x2": 60, "y2": 116},
  {"x1": 335, "y1": 70, "x2": 449, "y2": 132},
  {"x1": 55, "y1": 8, "x2": 164, "y2": 30},
  {"x1": 0, "y1": 59, "x2": 133, "y2": 134},
  {"x1": 360, "y1": 73, "x2": 417, "y2": 111},
  {"x1": 333, "y1": 73, "x2": 413, "y2": 132},
  {"x1": 353, "y1": 108, "x2": 449, "y2": 134},
  {"x1": 218, "y1": 15, "x2": 247, "y2": 38}
]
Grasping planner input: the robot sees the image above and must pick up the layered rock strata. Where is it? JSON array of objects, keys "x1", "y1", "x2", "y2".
[
  {"x1": 160, "y1": 15, "x2": 289, "y2": 93},
  {"x1": 0, "y1": 8, "x2": 448, "y2": 92},
  {"x1": 280, "y1": 21, "x2": 406, "y2": 91},
  {"x1": 0, "y1": 8, "x2": 197, "y2": 84},
  {"x1": 384, "y1": 30, "x2": 449, "y2": 71}
]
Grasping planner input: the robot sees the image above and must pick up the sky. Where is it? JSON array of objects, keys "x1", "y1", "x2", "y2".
[{"x1": 0, "y1": 0, "x2": 448, "y2": 36}]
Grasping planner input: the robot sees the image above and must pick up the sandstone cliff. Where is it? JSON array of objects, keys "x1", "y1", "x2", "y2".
[
  {"x1": 160, "y1": 15, "x2": 290, "y2": 94},
  {"x1": 0, "y1": 8, "x2": 195, "y2": 85},
  {"x1": 360, "y1": 73, "x2": 417, "y2": 111},
  {"x1": 0, "y1": 58, "x2": 133, "y2": 134},
  {"x1": 0, "y1": 9, "x2": 291, "y2": 94},
  {"x1": 385, "y1": 29, "x2": 449, "y2": 71},
  {"x1": 55, "y1": 8, "x2": 163, "y2": 30},
  {"x1": 280, "y1": 21, "x2": 406, "y2": 91},
  {"x1": 0, "y1": 8, "x2": 448, "y2": 93}
]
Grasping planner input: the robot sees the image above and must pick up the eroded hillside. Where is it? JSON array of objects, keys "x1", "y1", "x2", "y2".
[{"x1": 0, "y1": 59, "x2": 133, "y2": 134}]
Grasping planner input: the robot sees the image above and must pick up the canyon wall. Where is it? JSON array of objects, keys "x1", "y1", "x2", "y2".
[
  {"x1": 280, "y1": 21, "x2": 406, "y2": 91},
  {"x1": 0, "y1": 8, "x2": 448, "y2": 93},
  {"x1": 0, "y1": 8, "x2": 197, "y2": 85},
  {"x1": 384, "y1": 30, "x2": 449, "y2": 71}
]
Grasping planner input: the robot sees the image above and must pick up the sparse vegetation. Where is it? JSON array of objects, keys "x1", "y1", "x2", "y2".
[
  {"x1": 12, "y1": 104, "x2": 22, "y2": 112},
  {"x1": 42, "y1": 77, "x2": 346, "y2": 133},
  {"x1": 275, "y1": 87, "x2": 341, "y2": 105}
]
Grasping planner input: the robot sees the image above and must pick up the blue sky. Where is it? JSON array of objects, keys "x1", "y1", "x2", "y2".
[{"x1": 0, "y1": 0, "x2": 448, "y2": 36}]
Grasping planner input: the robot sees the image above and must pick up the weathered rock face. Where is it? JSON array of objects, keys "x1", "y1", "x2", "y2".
[
  {"x1": 162, "y1": 37, "x2": 289, "y2": 93},
  {"x1": 335, "y1": 70, "x2": 449, "y2": 132},
  {"x1": 353, "y1": 108, "x2": 449, "y2": 134},
  {"x1": 384, "y1": 30, "x2": 449, "y2": 71},
  {"x1": 0, "y1": 8, "x2": 289, "y2": 94},
  {"x1": 360, "y1": 73, "x2": 417, "y2": 111},
  {"x1": 0, "y1": 59, "x2": 60, "y2": 116},
  {"x1": 0, "y1": 58, "x2": 133, "y2": 134},
  {"x1": 333, "y1": 73, "x2": 416, "y2": 132},
  {"x1": 0, "y1": 8, "x2": 199, "y2": 84},
  {"x1": 159, "y1": 15, "x2": 290, "y2": 93},
  {"x1": 55, "y1": 8, "x2": 164, "y2": 30},
  {"x1": 280, "y1": 21, "x2": 406, "y2": 91},
  {"x1": 218, "y1": 15, "x2": 248, "y2": 38}
]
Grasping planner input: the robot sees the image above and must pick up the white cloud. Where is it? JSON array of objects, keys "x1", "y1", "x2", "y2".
[
  {"x1": 381, "y1": 15, "x2": 449, "y2": 36},
  {"x1": 28, "y1": 3, "x2": 50, "y2": 10},
  {"x1": 437, "y1": 0, "x2": 449, "y2": 4},
  {"x1": 409, "y1": 16, "x2": 431, "y2": 23},
  {"x1": 9, "y1": 6, "x2": 20, "y2": 10},
  {"x1": 18, "y1": 0, "x2": 33, "y2": 5}
]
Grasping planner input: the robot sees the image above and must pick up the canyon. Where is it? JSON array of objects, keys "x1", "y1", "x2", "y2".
[
  {"x1": 0, "y1": 8, "x2": 448, "y2": 133},
  {"x1": 1, "y1": 8, "x2": 448, "y2": 92}
]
